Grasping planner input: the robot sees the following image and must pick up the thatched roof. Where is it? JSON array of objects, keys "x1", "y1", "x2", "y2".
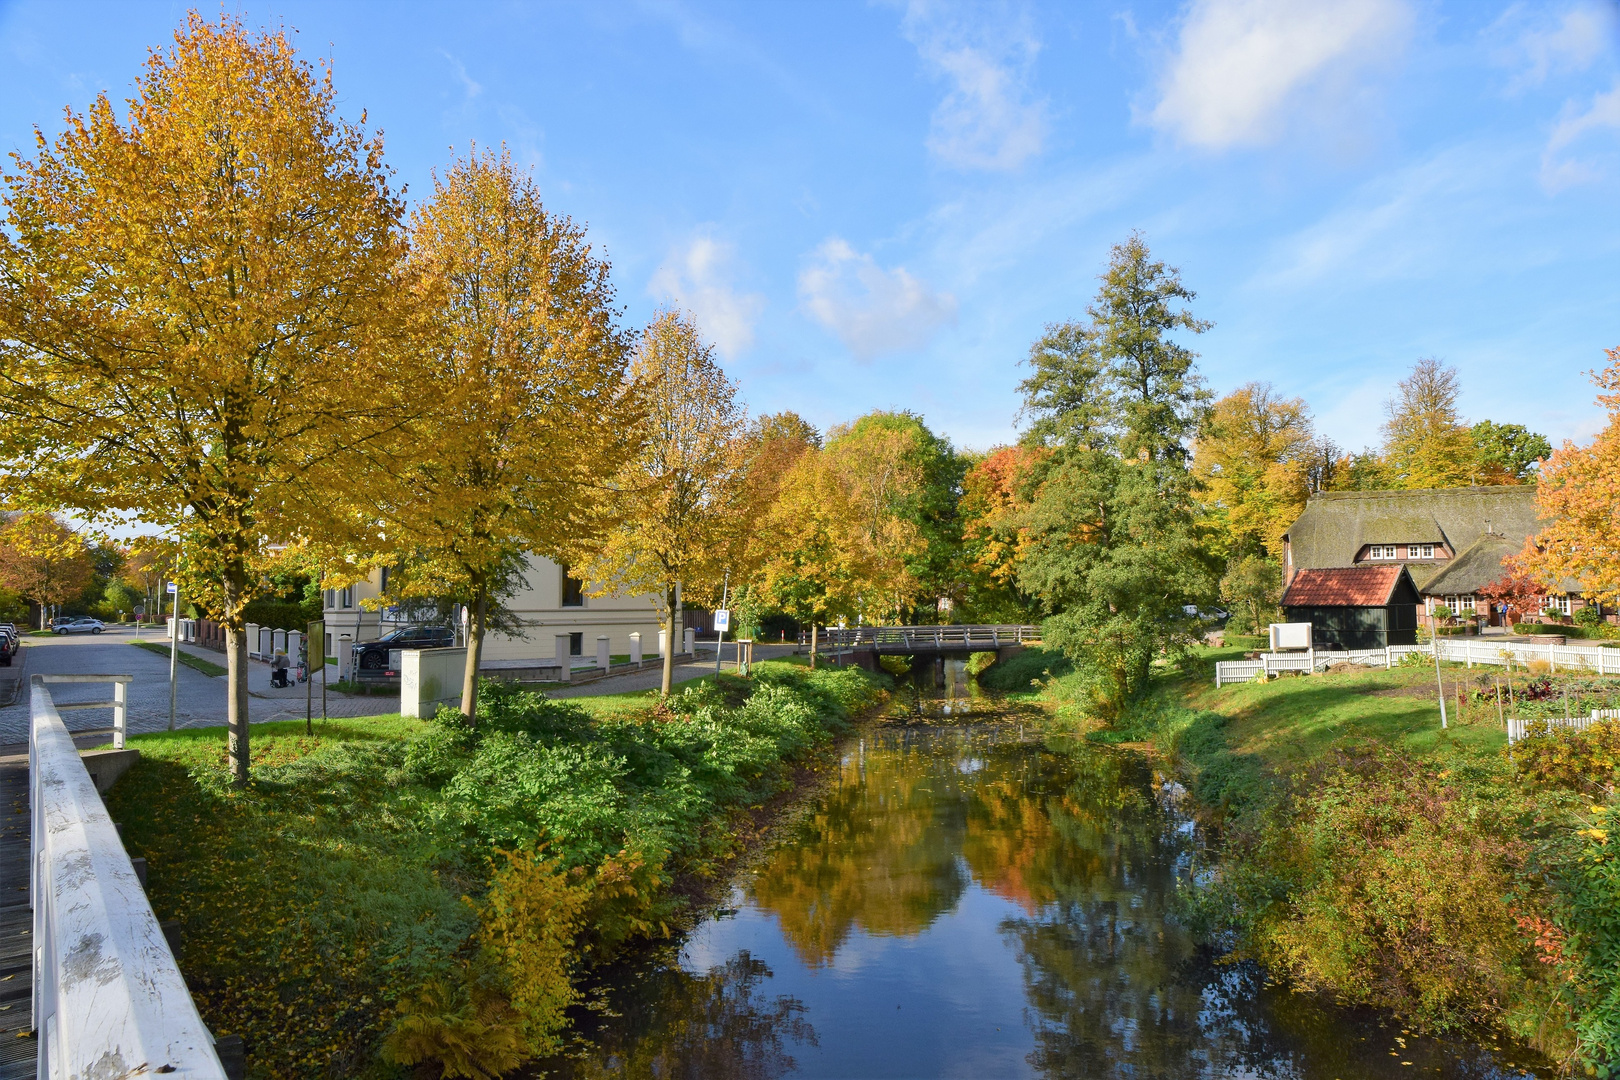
[
  {"x1": 1422, "y1": 534, "x2": 1523, "y2": 596},
  {"x1": 1283, "y1": 486, "x2": 1541, "y2": 591}
]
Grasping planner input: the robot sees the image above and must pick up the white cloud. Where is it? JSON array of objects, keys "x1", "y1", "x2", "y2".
[
  {"x1": 902, "y1": 3, "x2": 1047, "y2": 171},
  {"x1": 440, "y1": 51, "x2": 482, "y2": 102},
  {"x1": 648, "y1": 234, "x2": 765, "y2": 360},
  {"x1": 1492, "y1": 3, "x2": 1617, "y2": 89},
  {"x1": 1542, "y1": 79, "x2": 1620, "y2": 191},
  {"x1": 1148, "y1": 0, "x2": 1413, "y2": 149},
  {"x1": 797, "y1": 239, "x2": 957, "y2": 360}
]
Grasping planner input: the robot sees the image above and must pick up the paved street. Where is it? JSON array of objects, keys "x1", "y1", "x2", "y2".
[
  {"x1": 0, "y1": 630, "x2": 395, "y2": 746},
  {"x1": 1, "y1": 633, "x2": 807, "y2": 744}
]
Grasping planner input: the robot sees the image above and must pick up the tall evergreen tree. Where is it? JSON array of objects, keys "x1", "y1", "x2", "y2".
[{"x1": 1013, "y1": 234, "x2": 1218, "y2": 720}]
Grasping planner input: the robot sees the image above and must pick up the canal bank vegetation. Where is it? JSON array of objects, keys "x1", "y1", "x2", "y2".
[
  {"x1": 105, "y1": 660, "x2": 888, "y2": 1079},
  {"x1": 993, "y1": 644, "x2": 1619, "y2": 1074}
]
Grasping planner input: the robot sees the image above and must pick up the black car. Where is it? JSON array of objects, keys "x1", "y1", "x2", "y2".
[{"x1": 352, "y1": 625, "x2": 457, "y2": 675}]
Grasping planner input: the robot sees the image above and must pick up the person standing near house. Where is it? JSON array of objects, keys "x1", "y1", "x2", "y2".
[{"x1": 270, "y1": 649, "x2": 290, "y2": 688}]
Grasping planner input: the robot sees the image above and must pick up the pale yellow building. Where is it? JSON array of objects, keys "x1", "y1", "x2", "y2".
[{"x1": 321, "y1": 555, "x2": 665, "y2": 668}]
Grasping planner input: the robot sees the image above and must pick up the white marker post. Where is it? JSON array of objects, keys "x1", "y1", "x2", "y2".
[{"x1": 167, "y1": 579, "x2": 180, "y2": 731}]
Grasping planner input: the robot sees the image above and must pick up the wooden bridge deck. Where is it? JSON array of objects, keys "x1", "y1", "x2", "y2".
[
  {"x1": 0, "y1": 753, "x2": 34, "y2": 1080},
  {"x1": 802, "y1": 624, "x2": 1040, "y2": 655}
]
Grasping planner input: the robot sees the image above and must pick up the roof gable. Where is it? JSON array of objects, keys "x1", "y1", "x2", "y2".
[{"x1": 1281, "y1": 565, "x2": 1417, "y2": 607}]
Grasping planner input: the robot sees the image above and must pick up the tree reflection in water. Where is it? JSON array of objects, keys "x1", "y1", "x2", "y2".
[
  {"x1": 562, "y1": 726, "x2": 1539, "y2": 1079},
  {"x1": 557, "y1": 952, "x2": 814, "y2": 1080}
]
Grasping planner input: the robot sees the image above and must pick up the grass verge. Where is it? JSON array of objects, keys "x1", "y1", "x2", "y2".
[
  {"x1": 130, "y1": 639, "x2": 228, "y2": 677},
  {"x1": 107, "y1": 660, "x2": 890, "y2": 1079}
]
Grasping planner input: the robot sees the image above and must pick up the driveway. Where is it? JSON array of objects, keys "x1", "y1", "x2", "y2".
[{"x1": 0, "y1": 630, "x2": 396, "y2": 745}]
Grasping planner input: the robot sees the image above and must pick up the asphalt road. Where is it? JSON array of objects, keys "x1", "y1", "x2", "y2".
[
  {"x1": 0, "y1": 629, "x2": 394, "y2": 746},
  {"x1": 1, "y1": 633, "x2": 808, "y2": 745}
]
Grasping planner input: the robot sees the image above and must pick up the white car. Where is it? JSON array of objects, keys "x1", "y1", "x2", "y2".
[{"x1": 53, "y1": 617, "x2": 105, "y2": 635}]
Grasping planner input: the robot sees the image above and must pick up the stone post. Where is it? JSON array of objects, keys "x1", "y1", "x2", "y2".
[
  {"x1": 630, "y1": 632, "x2": 642, "y2": 665},
  {"x1": 338, "y1": 634, "x2": 353, "y2": 681},
  {"x1": 555, "y1": 633, "x2": 572, "y2": 683},
  {"x1": 683, "y1": 628, "x2": 695, "y2": 656},
  {"x1": 658, "y1": 629, "x2": 668, "y2": 657},
  {"x1": 596, "y1": 635, "x2": 610, "y2": 672}
]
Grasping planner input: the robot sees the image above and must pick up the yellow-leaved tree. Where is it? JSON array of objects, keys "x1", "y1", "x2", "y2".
[
  {"x1": 581, "y1": 310, "x2": 750, "y2": 696},
  {"x1": 1380, "y1": 358, "x2": 1476, "y2": 489},
  {"x1": 0, "y1": 14, "x2": 408, "y2": 782},
  {"x1": 0, "y1": 513, "x2": 94, "y2": 629},
  {"x1": 1517, "y1": 347, "x2": 1620, "y2": 602},
  {"x1": 365, "y1": 149, "x2": 641, "y2": 719},
  {"x1": 1193, "y1": 382, "x2": 1316, "y2": 558}
]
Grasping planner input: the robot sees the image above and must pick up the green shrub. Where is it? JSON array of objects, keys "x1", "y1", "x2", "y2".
[
  {"x1": 1198, "y1": 747, "x2": 1540, "y2": 1033},
  {"x1": 978, "y1": 645, "x2": 1073, "y2": 691},
  {"x1": 1548, "y1": 801, "x2": 1620, "y2": 1074},
  {"x1": 1223, "y1": 634, "x2": 1269, "y2": 651},
  {"x1": 241, "y1": 597, "x2": 320, "y2": 630}
]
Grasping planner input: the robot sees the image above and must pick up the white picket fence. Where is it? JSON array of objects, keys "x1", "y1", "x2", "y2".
[
  {"x1": 1215, "y1": 638, "x2": 1620, "y2": 687},
  {"x1": 1507, "y1": 709, "x2": 1620, "y2": 744}
]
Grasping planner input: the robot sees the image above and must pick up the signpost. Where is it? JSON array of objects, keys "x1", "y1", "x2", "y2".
[{"x1": 713, "y1": 609, "x2": 731, "y2": 675}]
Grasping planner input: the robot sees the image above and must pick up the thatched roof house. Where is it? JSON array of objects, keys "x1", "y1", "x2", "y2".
[{"x1": 1280, "y1": 485, "x2": 1579, "y2": 624}]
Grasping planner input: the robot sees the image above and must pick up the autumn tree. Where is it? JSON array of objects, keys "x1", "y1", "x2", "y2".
[
  {"x1": 1380, "y1": 358, "x2": 1476, "y2": 489},
  {"x1": 958, "y1": 445, "x2": 1047, "y2": 621},
  {"x1": 1193, "y1": 382, "x2": 1316, "y2": 559},
  {"x1": 1516, "y1": 347, "x2": 1620, "y2": 603},
  {"x1": 123, "y1": 537, "x2": 178, "y2": 624},
  {"x1": 0, "y1": 14, "x2": 408, "y2": 782},
  {"x1": 0, "y1": 513, "x2": 93, "y2": 628},
  {"x1": 368, "y1": 150, "x2": 641, "y2": 717},
  {"x1": 580, "y1": 309, "x2": 745, "y2": 697}
]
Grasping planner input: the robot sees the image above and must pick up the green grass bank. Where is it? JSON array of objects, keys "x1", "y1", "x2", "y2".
[
  {"x1": 993, "y1": 643, "x2": 1620, "y2": 1075},
  {"x1": 105, "y1": 661, "x2": 889, "y2": 1079}
]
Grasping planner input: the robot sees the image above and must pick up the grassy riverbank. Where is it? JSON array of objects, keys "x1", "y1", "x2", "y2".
[
  {"x1": 997, "y1": 644, "x2": 1620, "y2": 1073},
  {"x1": 105, "y1": 661, "x2": 888, "y2": 1079}
]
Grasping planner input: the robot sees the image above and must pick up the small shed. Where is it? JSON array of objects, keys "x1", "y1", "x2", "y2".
[{"x1": 1281, "y1": 565, "x2": 1421, "y2": 650}]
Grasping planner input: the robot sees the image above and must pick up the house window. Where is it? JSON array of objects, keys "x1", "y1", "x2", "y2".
[
  {"x1": 1417, "y1": 544, "x2": 1435, "y2": 559},
  {"x1": 324, "y1": 589, "x2": 334, "y2": 608},
  {"x1": 339, "y1": 586, "x2": 354, "y2": 609},
  {"x1": 1547, "y1": 595, "x2": 1573, "y2": 616},
  {"x1": 1458, "y1": 595, "x2": 1475, "y2": 613},
  {"x1": 1369, "y1": 545, "x2": 1396, "y2": 560},
  {"x1": 562, "y1": 569, "x2": 584, "y2": 608}
]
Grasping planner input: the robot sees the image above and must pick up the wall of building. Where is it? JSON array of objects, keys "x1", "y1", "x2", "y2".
[{"x1": 320, "y1": 554, "x2": 663, "y2": 663}]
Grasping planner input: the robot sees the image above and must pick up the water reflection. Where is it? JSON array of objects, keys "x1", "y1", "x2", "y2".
[{"x1": 556, "y1": 725, "x2": 1546, "y2": 1079}]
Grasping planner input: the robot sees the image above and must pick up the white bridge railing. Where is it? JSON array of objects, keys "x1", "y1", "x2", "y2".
[
  {"x1": 801, "y1": 625, "x2": 1041, "y2": 651},
  {"x1": 1215, "y1": 638, "x2": 1620, "y2": 687},
  {"x1": 31, "y1": 675, "x2": 228, "y2": 1079}
]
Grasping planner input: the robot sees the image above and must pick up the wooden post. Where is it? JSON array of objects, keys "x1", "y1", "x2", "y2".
[
  {"x1": 1496, "y1": 680, "x2": 1504, "y2": 729},
  {"x1": 810, "y1": 624, "x2": 818, "y2": 670}
]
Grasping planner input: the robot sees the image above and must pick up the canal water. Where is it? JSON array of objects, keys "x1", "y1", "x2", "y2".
[{"x1": 556, "y1": 720, "x2": 1544, "y2": 1079}]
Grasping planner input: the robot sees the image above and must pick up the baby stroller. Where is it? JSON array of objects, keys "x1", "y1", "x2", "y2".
[{"x1": 270, "y1": 650, "x2": 291, "y2": 688}]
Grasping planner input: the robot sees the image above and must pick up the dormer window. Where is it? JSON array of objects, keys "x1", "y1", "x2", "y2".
[
  {"x1": 1369, "y1": 545, "x2": 1397, "y2": 559},
  {"x1": 1409, "y1": 544, "x2": 1435, "y2": 559}
]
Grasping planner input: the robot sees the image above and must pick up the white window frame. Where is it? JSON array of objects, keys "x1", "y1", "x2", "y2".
[
  {"x1": 1369, "y1": 545, "x2": 1396, "y2": 560},
  {"x1": 1418, "y1": 543, "x2": 1435, "y2": 559},
  {"x1": 1458, "y1": 595, "x2": 1475, "y2": 613}
]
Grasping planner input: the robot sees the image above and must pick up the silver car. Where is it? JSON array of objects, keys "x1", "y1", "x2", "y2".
[{"x1": 53, "y1": 617, "x2": 104, "y2": 635}]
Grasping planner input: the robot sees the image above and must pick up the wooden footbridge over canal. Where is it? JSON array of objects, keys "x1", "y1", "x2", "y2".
[{"x1": 800, "y1": 624, "x2": 1041, "y2": 672}]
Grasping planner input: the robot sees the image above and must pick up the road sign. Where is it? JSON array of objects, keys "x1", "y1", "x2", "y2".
[
  {"x1": 133, "y1": 605, "x2": 145, "y2": 615},
  {"x1": 714, "y1": 609, "x2": 731, "y2": 632},
  {"x1": 165, "y1": 582, "x2": 177, "y2": 595}
]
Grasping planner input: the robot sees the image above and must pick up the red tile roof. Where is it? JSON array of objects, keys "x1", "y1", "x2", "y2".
[{"x1": 1282, "y1": 566, "x2": 1406, "y2": 607}]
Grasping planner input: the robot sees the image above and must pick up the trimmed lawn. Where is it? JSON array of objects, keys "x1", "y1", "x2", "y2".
[{"x1": 131, "y1": 639, "x2": 228, "y2": 677}]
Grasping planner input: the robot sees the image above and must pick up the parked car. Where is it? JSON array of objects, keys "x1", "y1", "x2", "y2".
[
  {"x1": 0, "y1": 626, "x2": 17, "y2": 666},
  {"x1": 352, "y1": 625, "x2": 457, "y2": 674},
  {"x1": 53, "y1": 617, "x2": 105, "y2": 635}
]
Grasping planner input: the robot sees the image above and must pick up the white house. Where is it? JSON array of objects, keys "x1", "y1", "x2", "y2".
[{"x1": 321, "y1": 555, "x2": 666, "y2": 667}]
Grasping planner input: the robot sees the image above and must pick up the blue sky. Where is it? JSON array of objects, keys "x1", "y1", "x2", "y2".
[{"x1": 2, "y1": 0, "x2": 1617, "y2": 455}]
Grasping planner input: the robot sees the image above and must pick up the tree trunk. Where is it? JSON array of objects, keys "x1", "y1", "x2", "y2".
[
  {"x1": 660, "y1": 583, "x2": 676, "y2": 697},
  {"x1": 225, "y1": 622, "x2": 250, "y2": 785},
  {"x1": 461, "y1": 582, "x2": 487, "y2": 723}
]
